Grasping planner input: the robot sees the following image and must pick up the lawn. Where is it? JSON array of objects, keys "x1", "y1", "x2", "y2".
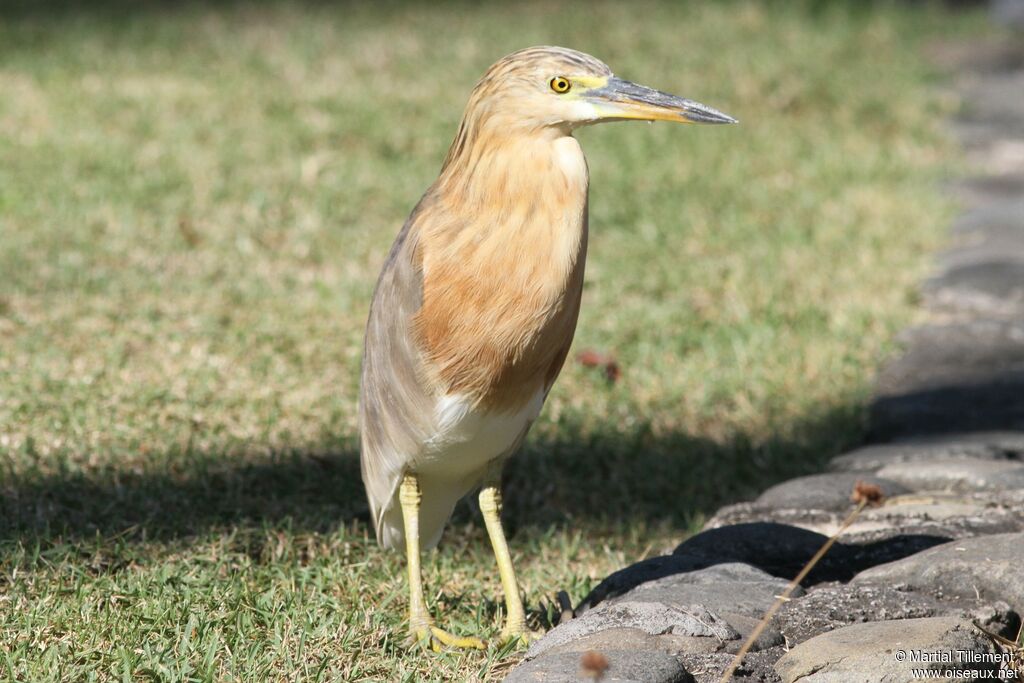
[{"x1": 0, "y1": 1, "x2": 977, "y2": 680}]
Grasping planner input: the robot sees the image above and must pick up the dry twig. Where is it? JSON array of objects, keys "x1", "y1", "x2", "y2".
[{"x1": 717, "y1": 481, "x2": 885, "y2": 682}]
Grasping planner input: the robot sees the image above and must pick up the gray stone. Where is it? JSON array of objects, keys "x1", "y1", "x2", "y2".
[
  {"x1": 709, "y1": 493, "x2": 1024, "y2": 544},
  {"x1": 577, "y1": 524, "x2": 832, "y2": 612},
  {"x1": 853, "y1": 532, "x2": 1024, "y2": 613},
  {"x1": 526, "y1": 601, "x2": 738, "y2": 660},
  {"x1": 776, "y1": 581, "x2": 1021, "y2": 646},
  {"x1": 900, "y1": 430, "x2": 1024, "y2": 451},
  {"x1": 675, "y1": 651, "x2": 783, "y2": 683},
  {"x1": 571, "y1": 556, "x2": 699, "y2": 614},
  {"x1": 704, "y1": 503, "x2": 842, "y2": 534},
  {"x1": 507, "y1": 647, "x2": 693, "y2": 683},
  {"x1": 876, "y1": 458, "x2": 1024, "y2": 492},
  {"x1": 926, "y1": 261, "x2": 1024, "y2": 317},
  {"x1": 717, "y1": 612, "x2": 786, "y2": 654},
  {"x1": 960, "y1": 69, "x2": 1024, "y2": 136},
  {"x1": 952, "y1": 120, "x2": 1024, "y2": 163},
  {"x1": 774, "y1": 617, "x2": 1003, "y2": 683},
  {"x1": 530, "y1": 627, "x2": 718, "y2": 659},
  {"x1": 831, "y1": 432, "x2": 1024, "y2": 472},
  {"x1": 674, "y1": 523, "x2": 834, "y2": 578},
  {"x1": 869, "y1": 320, "x2": 1024, "y2": 441},
  {"x1": 755, "y1": 473, "x2": 909, "y2": 511},
  {"x1": 841, "y1": 491, "x2": 1024, "y2": 542},
  {"x1": 599, "y1": 563, "x2": 793, "y2": 654},
  {"x1": 963, "y1": 138, "x2": 1024, "y2": 179},
  {"x1": 994, "y1": 0, "x2": 1024, "y2": 29},
  {"x1": 876, "y1": 321, "x2": 1024, "y2": 392},
  {"x1": 606, "y1": 563, "x2": 797, "y2": 617},
  {"x1": 951, "y1": 200, "x2": 1024, "y2": 236},
  {"x1": 941, "y1": 200, "x2": 1024, "y2": 270},
  {"x1": 679, "y1": 520, "x2": 948, "y2": 582},
  {"x1": 953, "y1": 173, "x2": 1024, "y2": 205},
  {"x1": 928, "y1": 38, "x2": 1024, "y2": 75}
]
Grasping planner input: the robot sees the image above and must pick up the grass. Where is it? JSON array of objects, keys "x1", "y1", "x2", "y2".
[{"x1": 0, "y1": 1, "x2": 980, "y2": 680}]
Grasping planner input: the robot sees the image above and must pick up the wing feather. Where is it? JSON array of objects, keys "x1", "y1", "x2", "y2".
[{"x1": 358, "y1": 194, "x2": 437, "y2": 548}]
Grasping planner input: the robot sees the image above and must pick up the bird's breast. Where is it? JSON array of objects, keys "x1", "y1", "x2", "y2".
[
  {"x1": 418, "y1": 389, "x2": 544, "y2": 477},
  {"x1": 414, "y1": 136, "x2": 589, "y2": 413}
]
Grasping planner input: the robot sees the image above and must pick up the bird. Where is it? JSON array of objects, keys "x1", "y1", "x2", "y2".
[{"x1": 359, "y1": 46, "x2": 735, "y2": 651}]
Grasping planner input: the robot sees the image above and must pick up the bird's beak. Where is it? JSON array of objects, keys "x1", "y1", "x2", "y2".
[{"x1": 586, "y1": 77, "x2": 737, "y2": 125}]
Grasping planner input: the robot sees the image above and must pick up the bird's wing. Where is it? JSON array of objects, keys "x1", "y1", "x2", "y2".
[{"x1": 358, "y1": 196, "x2": 436, "y2": 545}]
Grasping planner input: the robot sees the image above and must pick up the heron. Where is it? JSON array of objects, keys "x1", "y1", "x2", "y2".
[{"x1": 359, "y1": 46, "x2": 735, "y2": 651}]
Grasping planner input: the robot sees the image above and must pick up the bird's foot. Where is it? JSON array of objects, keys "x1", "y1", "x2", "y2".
[
  {"x1": 498, "y1": 621, "x2": 542, "y2": 648},
  {"x1": 410, "y1": 624, "x2": 486, "y2": 652}
]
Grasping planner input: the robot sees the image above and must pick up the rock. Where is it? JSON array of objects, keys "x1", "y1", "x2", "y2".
[
  {"x1": 869, "y1": 320, "x2": 1024, "y2": 440},
  {"x1": 830, "y1": 432, "x2": 1024, "y2": 472},
  {"x1": 921, "y1": 431, "x2": 1024, "y2": 452},
  {"x1": 994, "y1": 0, "x2": 1024, "y2": 29},
  {"x1": 853, "y1": 532, "x2": 1024, "y2": 613},
  {"x1": 837, "y1": 531, "x2": 956, "y2": 570},
  {"x1": 776, "y1": 581, "x2": 1021, "y2": 645},
  {"x1": 673, "y1": 522, "x2": 942, "y2": 584},
  {"x1": 676, "y1": 651, "x2": 783, "y2": 683},
  {"x1": 717, "y1": 612, "x2": 786, "y2": 654},
  {"x1": 507, "y1": 647, "x2": 694, "y2": 683},
  {"x1": 599, "y1": 563, "x2": 792, "y2": 654},
  {"x1": 941, "y1": 200, "x2": 1024, "y2": 270},
  {"x1": 774, "y1": 617, "x2": 1003, "y2": 682},
  {"x1": 574, "y1": 555, "x2": 718, "y2": 614},
  {"x1": 697, "y1": 511, "x2": 953, "y2": 566},
  {"x1": 841, "y1": 492, "x2": 1024, "y2": 542},
  {"x1": 960, "y1": 69, "x2": 1024, "y2": 137},
  {"x1": 529, "y1": 627, "x2": 682, "y2": 657},
  {"x1": 703, "y1": 505, "x2": 842, "y2": 537},
  {"x1": 754, "y1": 473, "x2": 909, "y2": 511},
  {"x1": 954, "y1": 173, "x2": 1024, "y2": 205},
  {"x1": 526, "y1": 601, "x2": 738, "y2": 660},
  {"x1": 576, "y1": 524, "x2": 831, "y2": 612},
  {"x1": 605, "y1": 563, "x2": 797, "y2": 618},
  {"x1": 524, "y1": 626, "x2": 724, "y2": 661},
  {"x1": 707, "y1": 489, "x2": 1024, "y2": 547},
  {"x1": 674, "y1": 523, "x2": 833, "y2": 577},
  {"x1": 970, "y1": 600, "x2": 1022, "y2": 640},
  {"x1": 926, "y1": 260, "x2": 1024, "y2": 317},
  {"x1": 876, "y1": 458, "x2": 1024, "y2": 492}
]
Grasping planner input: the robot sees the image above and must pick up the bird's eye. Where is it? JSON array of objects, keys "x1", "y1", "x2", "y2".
[{"x1": 549, "y1": 77, "x2": 571, "y2": 94}]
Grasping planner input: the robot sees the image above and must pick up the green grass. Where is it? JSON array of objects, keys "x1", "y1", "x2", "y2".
[{"x1": 0, "y1": 1, "x2": 978, "y2": 680}]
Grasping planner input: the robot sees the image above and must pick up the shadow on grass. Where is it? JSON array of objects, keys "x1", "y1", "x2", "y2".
[
  {"x1": 0, "y1": 403, "x2": 867, "y2": 559},
  {"x1": 5, "y1": 366, "x2": 1021, "y2": 574}
]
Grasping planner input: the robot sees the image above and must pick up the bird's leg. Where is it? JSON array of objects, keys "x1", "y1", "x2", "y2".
[
  {"x1": 479, "y1": 482, "x2": 534, "y2": 644},
  {"x1": 399, "y1": 474, "x2": 485, "y2": 651}
]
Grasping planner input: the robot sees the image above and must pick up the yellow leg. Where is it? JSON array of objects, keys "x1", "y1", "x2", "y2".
[
  {"x1": 479, "y1": 483, "x2": 534, "y2": 644},
  {"x1": 399, "y1": 474, "x2": 485, "y2": 651}
]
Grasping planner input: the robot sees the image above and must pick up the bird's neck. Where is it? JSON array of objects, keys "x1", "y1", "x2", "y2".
[
  {"x1": 436, "y1": 126, "x2": 589, "y2": 216},
  {"x1": 414, "y1": 130, "x2": 590, "y2": 410},
  {"x1": 429, "y1": 129, "x2": 589, "y2": 274}
]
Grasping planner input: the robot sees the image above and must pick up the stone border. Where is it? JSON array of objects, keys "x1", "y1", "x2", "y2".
[{"x1": 508, "y1": 26, "x2": 1024, "y2": 683}]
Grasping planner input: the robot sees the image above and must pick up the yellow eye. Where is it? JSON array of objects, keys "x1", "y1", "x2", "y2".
[{"x1": 549, "y1": 77, "x2": 571, "y2": 94}]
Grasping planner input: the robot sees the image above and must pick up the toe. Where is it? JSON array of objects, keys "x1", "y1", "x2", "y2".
[{"x1": 429, "y1": 625, "x2": 486, "y2": 650}]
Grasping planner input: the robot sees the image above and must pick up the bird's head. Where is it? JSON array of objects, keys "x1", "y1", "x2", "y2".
[{"x1": 460, "y1": 46, "x2": 736, "y2": 135}]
